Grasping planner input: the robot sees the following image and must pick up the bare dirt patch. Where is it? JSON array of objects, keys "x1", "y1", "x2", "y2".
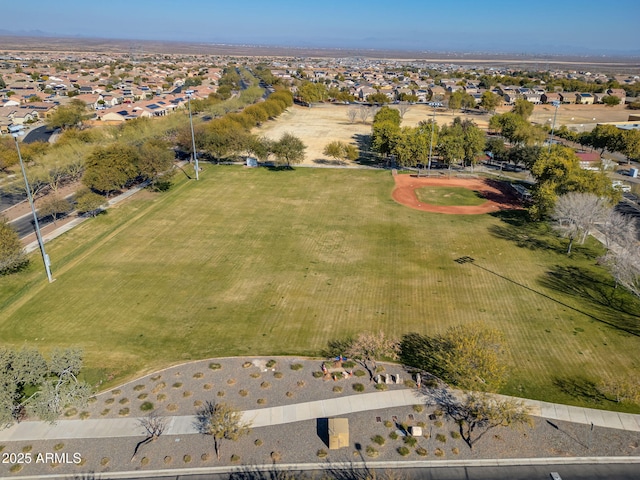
[{"x1": 391, "y1": 174, "x2": 521, "y2": 214}]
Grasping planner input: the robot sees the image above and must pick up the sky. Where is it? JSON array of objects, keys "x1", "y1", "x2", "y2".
[{"x1": 2, "y1": 0, "x2": 639, "y2": 56}]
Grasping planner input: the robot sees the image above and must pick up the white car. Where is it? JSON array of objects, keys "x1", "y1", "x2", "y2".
[
  {"x1": 612, "y1": 181, "x2": 632, "y2": 193},
  {"x1": 550, "y1": 473, "x2": 562, "y2": 480}
]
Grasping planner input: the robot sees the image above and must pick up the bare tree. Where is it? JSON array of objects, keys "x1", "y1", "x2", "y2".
[
  {"x1": 196, "y1": 401, "x2": 251, "y2": 460},
  {"x1": 345, "y1": 331, "x2": 399, "y2": 380},
  {"x1": 396, "y1": 103, "x2": 411, "y2": 119},
  {"x1": 601, "y1": 246, "x2": 640, "y2": 298},
  {"x1": 358, "y1": 105, "x2": 374, "y2": 124},
  {"x1": 551, "y1": 192, "x2": 610, "y2": 254},
  {"x1": 600, "y1": 210, "x2": 638, "y2": 251},
  {"x1": 132, "y1": 412, "x2": 167, "y2": 460},
  {"x1": 347, "y1": 108, "x2": 358, "y2": 124},
  {"x1": 449, "y1": 392, "x2": 533, "y2": 449}
]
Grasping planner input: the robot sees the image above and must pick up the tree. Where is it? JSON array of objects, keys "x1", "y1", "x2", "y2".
[
  {"x1": 437, "y1": 123, "x2": 465, "y2": 170},
  {"x1": 272, "y1": 133, "x2": 306, "y2": 167},
  {"x1": 138, "y1": 139, "x2": 175, "y2": 186},
  {"x1": 83, "y1": 144, "x2": 140, "y2": 195},
  {"x1": 74, "y1": 189, "x2": 105, "y2": 216},
  {"x1": 0, "y1": 347, "x2": 90, "y2": 427},
  {"x1": 450, "y1": 393, "x2": 533, "y2": 449},
  {"x1": 347, "y1": 108, "x2": 358, "y2": 124},
  {"x1": 366, "y1": 92, "x2": 390, "y2": 105},
  {"x1": 485, "y1": 137, "x2": 507, "y2": 163},
  {"x1": 455, "y1": 118, "x2": 485, "y2": 169},
  {"x1": 396, "y1": 103, "x2": 411, "y2": 118},
  {"x1": 373, "y1": 106, "x2": 401, "y2": 127},
  {"x1": 297, "y1": 81, "x2": 328, "y2": 104},
  {"x1": 0, "y1": 219, "x2": 26, "y2": 275},
  {"x1": 602, "y1": 95, "x2": 621, "y2": 107},
  {"x1": 37, "y1": 195, "x2": 72, "y2": 225},
  {"x1": 46, "y1": 99, "x2": 88, "y2": 130},
  {"x1": 601, "y1": 244, "x2": 640, "y2": 299},
  {"x1": 480, "y1": 91, "x2": 503, "y2": 113},
  {"x1": 587, "y1": 124, "x2": 623, "y2": 155},
  {"x1": 622, "y1": 130, "x2": 640, "y2": 163},
  {"x1": 133, "y1": 412, "x2": 167, "y2": 459},
  {"x1": 196, "y1": 401, "x2": 251, "y2": 460},
  {"x1": 345, "y1": 331, "x2": 399, "y2": 380},
  {"x1": 358, "y1": 105, "x2": 375, "y2": 124},
  {"x1": 551, "y1": 192, "x2": 611, "y2": 254},
  {"x1": 372, "y1": 121, "x2": 401, "y2": 157},
  {"x1": 511, "y1": 98, "x2": 534, "y2": 119}
]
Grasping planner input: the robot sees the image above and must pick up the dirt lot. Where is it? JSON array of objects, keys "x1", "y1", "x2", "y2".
[{"x1": 254, "y1": 103, "x2": 634, "y2": 166}]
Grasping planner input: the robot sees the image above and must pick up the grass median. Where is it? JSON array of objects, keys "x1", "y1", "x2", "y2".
[{"x1": 1, "y1": 165, "x2": 638, "y2": 411}]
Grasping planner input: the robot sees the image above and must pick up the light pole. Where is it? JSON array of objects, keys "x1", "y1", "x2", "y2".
[
  {"x1": 9, "y1": 125, "x2": 54, "y2": 283},
  {"x1": 548, "y1": 100, "x2": 561, "y2": 153},
  {"x1": 185, "y1": 89, "x2": 199, "y2": 180},
  {"x1": 427, "y1": 101, "x2": 442, "y2": 176}
]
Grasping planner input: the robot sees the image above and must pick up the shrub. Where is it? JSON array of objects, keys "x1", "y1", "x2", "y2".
[
  {"x1": 167, "y1": 403, "x2": 178, "y2": 412},
  {"x1": 250, "y1": 372, "x2": 261, "y2": 378},
  {"x1": 375, "y1": 365, "x2": 385, "y2": 373},
  {"x1": 111, "y1": 389, "x2": 121, "y2": 396},
  {"x1": 133, "y1": 384, "x2": 146, "y2": 391},
  {"x1": 413, "y1": 405, "x2": 424, "y2": 413},
  {"x1": 317, "y1": 449, "x2": 328, "y2": 458},
  {"x1": 119, "y1": 408, "x2": 130, "y2": 416},
  {"x1": 100, "y1": 457, "x2": 110, "y2": 466},
  {"x1": 164, "y1": 456, "x2": 172, "y2": 464},
  {"x1": 416, "y1": 447, "x2": 428, "y2": 456},
  {"x1": 372, "y1": 435, "x2": 385, "y2": 446},
  {"x1": 193, "y1": 372, "x2": 204, "y2": 379},
  {"x1": 151, "y1": 382, "x2": 166, "y2": 394},
  {"x1": 255, "y1": 439, "x2": 263, "y2": 446},
  {"x1": 312, "y1": 371, "x2": 324, "y2": 378},
  {"x1": 436, "y1": 433, "x2": 447, "y2": 443},
  {"x1": 260, "y1": 381, "x2": 271, "y2": 389},
  {"x1": 119, "y1": 398, "x2": 129, "y2": 404},
  {"x1": 271, "y1": 451, "x2": 282, "y2": 462},
  {"x1": 297, "y1": 380, "x2": 305, "y2": 387},
  {"x1": 434, "y1": 420, "x2": 443, "y2": 428},
  {"x1": 183, "y1": 455, "x2": 191, "y2": 463},
  {"x1": 231, "y1": 454, "x2": 240, "y2": 462},
  {"x1": 290, "y1": 363, "x2": 303, "y2": 370},
  {"x1": 172, "y1": 382, "x2": 183, "y2": 388},
  {"x1": 140, "y1": 457, "x2": 149, "y2": 465},
  {"x1": 389, "y1": 431, "x2": 398, "y2": 440},
  {"x1": 80, "y1": 411, "x2": 90, "y2": 420},
  {"x1": 353, "y1": 383, "x2": 365, "y2": 392},
  {"x1": 384, "y1": 420, "x2": 393, "y2": 428},
  {"x1": 366, "y1": 446, "x2": 379, "y2": 457},
  {"x1": 138, "y1": 393, "x2": 148, "y2": 400},
  {"x1": 452, "y1": 447, "x2": 460, "y2": 455},
  {"x1": 242, "y1": 362, "x2": 252, "y2": 368},
  {"x1": 157, "y1": 393, "x2": 166, "y2": 401},
  {"x1": 105, "y1": 398, "x2": 114, "y2": 405},
  {"x1": 10, "y1": 465, "x2": 23, "y2": 473},
  {"x1": 151, "y1": 375, "x2": 162, "y2": 381},
  {"x1": 54, "y1": 443, "x2": 64, "y2": 451},
  {"x1": 64, "y1": 408, "x2": 78, "y2": 417},
  {"x1": 239, "y1": 389, "x2": 248, "y2": 397},
  {"x1": 286, "y1": 391, "x2": 294, "y2": 397},
  {"x1": 375, "y1": 383, "x2": 388, "y2": 391},
  {"x1": 451, "y1": 431, "x2": 461, "y2": 440},
  {"x1": 404, "y1": 436, "x2": 418, "y2": 447},
  {"x1": 183, "y1": 391, "x2": 192, "y2": 397},
  {"x1": 194, "y1": 400, "x2": 203, "y2": 407},
  {"x1": 201, "y1": 453, "x2": 210, "y2": 461},
  {"x1": 333, "y1": 386, "x2": 343, "y2": 393},
  {"x1": 274, "y1": 371, "x2": 283, "y2": 379},
  {"x1": 257, "y1": 398, "x2": 266, "y2": 404},
  {"x1": 354, "y1": 370, "x2": 366, "y2": 377},
  {"x1": 397, "y1": 446, "x2": 410, "y2": 456},
  {"x1": 140, "y1": 402, "x2": 154, "y2": 411},
  {"x1": 209, "y1": 362, "x2": 222, "y2": 370},
  {"x1": 101, "y1": 409, "x2": 110, "y2": 416},
  {"x1": 342, "y1": 360, "x2": 356, "y2": 368},
  {"x1": 404, "y1": 379, "x2": 416, "y2": 388},
  {"x1": 227, "y1": 378, "x2": 236, "y2": 385},
  {"x1": 435, "y1": 448, "x2": 445, "y2": 457},
  {"x1": 217, "y1": 391, "x2": 225, "y2": 397},
  {"x1": 266, "y1": 359, "x2": 276, "y2": 368},
  {"x1": 204, "y1": 383, "x2": 213, "y2": 390}
]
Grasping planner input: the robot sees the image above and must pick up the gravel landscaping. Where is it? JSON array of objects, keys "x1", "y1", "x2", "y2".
[{"x1": 1, "y1": 357, "x2": 639, "y2": 478}]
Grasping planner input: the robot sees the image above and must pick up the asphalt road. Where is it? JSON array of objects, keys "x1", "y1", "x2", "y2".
[
  {"x1": 22, "y1": 125, "x2": 57, "y2": 144},
  {"x1": 105, "y1": 462, "x2": 640, "y2": 480}
]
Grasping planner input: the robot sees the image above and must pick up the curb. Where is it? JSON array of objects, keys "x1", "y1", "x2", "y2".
[{"x1": 10, "y1": 456, "x2": 640, "y2": 480}]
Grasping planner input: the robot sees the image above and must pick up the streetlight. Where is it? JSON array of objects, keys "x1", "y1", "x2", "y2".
[
  {"x1": 9, "y1": 125, "x2": 54, "y2": 283},
  {"x1": 185, "y1": 89, "x2": 199, "y2": 181},
  {"x1": 427, "y1": 101, "x2": 442, "y2": 176},
  {"x1": 547, "y1": 100, "x2": 561, "y2": 153}
]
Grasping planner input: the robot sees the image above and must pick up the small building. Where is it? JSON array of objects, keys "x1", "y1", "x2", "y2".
[
  {"x1": 575, "y1": 93, "x2": 595, "y2": 105},
  {"x1": 328, "y1": 418, "x2": 349, "y2": 450}
]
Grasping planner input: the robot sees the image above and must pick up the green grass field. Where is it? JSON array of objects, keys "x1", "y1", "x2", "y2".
[
  {"x1": 1, "y1": 165, "x2": 639, "y2": 411},
  {"x1": 415, "y1": 186, "x2": 487, "y2": 206}
]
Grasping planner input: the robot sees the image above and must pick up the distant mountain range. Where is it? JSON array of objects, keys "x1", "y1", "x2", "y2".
[{"x1": 1, "y1": 29, "x2": 639, "y2": 61}]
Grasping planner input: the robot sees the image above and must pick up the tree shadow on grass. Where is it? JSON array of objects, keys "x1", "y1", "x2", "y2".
[
  {"x1": 352, "y1": 133, "x2": 382, "y2": 167},
  {"x1": 539, "y1": 264, "x2": 640, "y2": 325},
  {"x1": 553, "y1": 376, "x2": 608, "y2": 406}
]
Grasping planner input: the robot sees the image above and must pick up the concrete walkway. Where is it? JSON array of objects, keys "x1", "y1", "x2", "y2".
[{"x1": 1, "y1": 389, "x2": 639, "y2": 443}]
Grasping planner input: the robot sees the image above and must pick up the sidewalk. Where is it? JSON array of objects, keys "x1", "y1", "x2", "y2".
[{"x1": 1, "y1": 388, "x2": 639, "y2": 443}]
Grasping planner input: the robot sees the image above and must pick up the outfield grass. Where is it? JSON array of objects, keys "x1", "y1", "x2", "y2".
[
  {"x1": 414, "y1": 187, "x2": 487, "y2": 206},
  {"x1": 1, "y1": 165, "x2": 639, "y2": 411}
]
